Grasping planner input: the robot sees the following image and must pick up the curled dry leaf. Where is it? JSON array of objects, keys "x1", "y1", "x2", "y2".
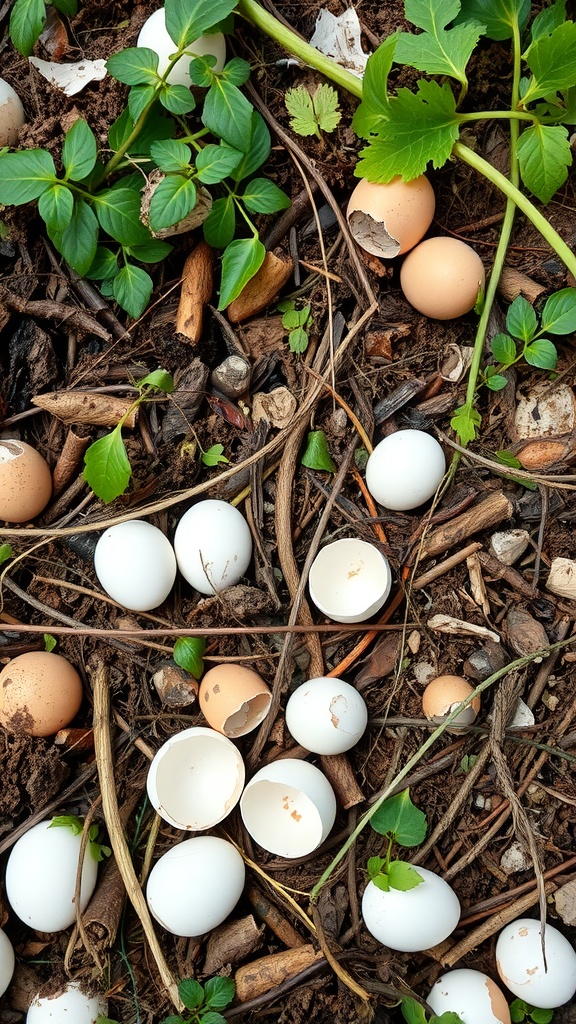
[
  {"x1": 427, "y1": 614, "x2": 500, "y2": 642},
  {"x1": 28, "y1": 57, "x2": 107, "y2": 96},
  {"x1": 33, "y1": 391, "x2": 137, "y2": 428},
  {"x1": 440, "y1": 343, "x2": 474, "y2": 383},
  {"x1": 546, "y1": 557, "x2": 576, "y2": 601}
]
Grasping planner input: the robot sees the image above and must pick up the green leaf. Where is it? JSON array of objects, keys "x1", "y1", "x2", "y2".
[
  {"x1": 540, "y1": 286, "x2": 576, "y2": 334},
  {"x1": 49, "y1": 814, "x2": 84, "y2": 835},
  {"x1": 524, "y1": 338, "x2": 558, "y2": 369},
  {"x1": 371, "y1": 872, "x2": 390, "y2": 891},
  {"x1": 173, "y1": 636, "x2": 206, "y2": 678},
  {"x1": 0, "y1": 149, "x2": 56, "y2": 205},
  {"x1": 62, "y1": 119, "x2": 98, "y2": 182},
  {"x1": 530, "y1": 1010, "x2": 554, "y2": 1024},
  {"x1": 203, "y1": 976, "x2": 235, "y2": 1010},
  {"x1": 201, "y1": 1013, "x2": 227, "y2": 1024},
  {"x1": 52, "y1": 0, "x2": 77, "y2": 14},
  {"x1": 286, "y1": 83, "x2": 341, "y2": 137},
  {"x1": 301, "y1": 430, "x2": 336, "y2": 472},
  {"x1": 108, "y1": 104, "x2": 175, "y2": 156},
  {"x1": 370, "y1": 789, "x2": 427, "y2": 846},
  {"x1": 395, "y1": 0, "x2": 484, "y2": 86},
  {"x1": 455, "y1": 0, "x2": 529, "y2": 40},
  {"x1": 218, "y1": 235, "x2": 265, "y2": 309},
  {"x1": 202, "y1": 78, "x2": 254, "y2": 152},
  {"x1": 387, "y1": 859, "x2": 424, "y2": 891},
  {"x1": 289, "y1": 327, "x2": 309, "y2": 353},
  {"x1": 159, "y1": 84, "x2": 196, "y2": 114},
  {"x1": 137, "y1": 368, "x2": 174, "y2": 392},
  {"x1": 458, "y1": 753, "x2": 478, "y2": 773},
  {"x1": 229, "y1": 112, "x2": 271, "y2": 182},
  {"x1": 352, "y1": 34, "x2": 396, "y2": 140},
  {"x1": 38, "y1": 184, "x2": 74, "y2": 233},
  {"x1": 84, "y1": 426, "x2": 132, "y2": 503},
  {"x1": 517, "y1": 123, "x2": 571, "y2": 204},
  {"x1": 53, "y1": 198, "x2": 99, "y2": 276},
  {"x1": 496, "y1": 449, "x2": 523, "y2": 469},
  {"x1": 491, "y1": 332, "x2": 517, "y2": 364},
  {"x1": 203, "y1": 195, "x2": 236, "y2": 247},
  {"x1": 510, "y1": 1002, "x2": 528, "y2": 1024},
  {"x1": 367, "y1": 856, "x2": 387, "y2": 880},
  {"x1": 486, "y1": 374, "x2": 509, "y2": 391},
  {"x1": 9, "y1": 0, "x2": 46, "y2": 56},
  {"x1": 530, "y1": 0, "x2": 566, "y2": 42},
  {"x1": 43, "y1": 633, "x2": 57, "y2": 653},
  {"x1": 129, "y1": 84, "x2": 157, "y2": 124},
  {"x1": 242, "y1": 178, "x2": 290, "y2": 214},
  {"x1": 85, "y1": 247, "x2": 119, "y2": 280},
  {"x1": 150, "y1": 139, "x2": 192, "y2": 172},
  {"x1": 195, "y1": 143, "x2": 243, "y2": 184},
  {"x1": 178, "y1": 978, "x2": 205, "y2": 1012},
  {"x1": 94, "y1": 187, "x2": 150, "y2": 246},
  {"x1": 165, "y1": 0, "x2": 237, "y2": 48},
  {"x1": 451, "y1": 403, "x2": 481, "y2": 445},
  {"x1": 106, "y1": 47, "x2": 160, "y2": 86},
  {"x1": 189, "y1": 54, "x2": 218, "y2": 88},
  {"x1": 506, "y1": 294, "x2": 537, "y2": 341},
  {"x1": 113, "y1": 264, "x2": 153, "y2": 318},
  {"x1": 312, "y1": 83, "x2": 341, "y2": 133},
  {"x1": 127, "y1": 239, "x2": 172, "y2": 263},
  {"x1": 432, "y1": 1015, "x2": 466, "y2": 1024},
  {"x1": 523, "y1": 22, "x2": 576, "y2": 104},
  {"x1": 0, "y1": 543, "x2": 13, "y2": 567},
  {"x1": 401, "y1": 996, "x2": 428, "y2": 1024},
  {"x1": 220, "y1": 56, "x2": 250, "y2": 86},
  {"x1": 202, "y1": 442, "x2": 229, "y2": 466},
  {"x1": 355, "y1": 80, "x2": 459, "y2": 183},
  {"x1": 148, "y1": 175, "x2": 197, "y2": 232}
]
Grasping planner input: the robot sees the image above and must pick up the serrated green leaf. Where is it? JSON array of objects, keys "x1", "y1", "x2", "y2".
[
  {"x1": 108, "y1": 104, "x2": 175, "y2": 156},
  {"x1": 84, "y1": 425, "x2": 132, "y2": 503},
  {"x1": 396, "y1": 0, "x2": 484, "y2": 85},
  {"x1": 202, "y1": 78, "x2": 254, "y2": 152},
  {"x1": 242, "y1": 178, "x2": 290, "y2": 214},
  {"x1": 312, "y1": 83, "x2": 341, "y2": 132},
  {"x1": 523, "y1": 22, "x2": 576, "y2": 104},
  {"x1": 371, "y1": 873, "x2": 390, "y2": 891},
  {"x1": 53, "y1": 198, "x2": 99, "y2": 276},
  {"x1": 113, "y1": 264, "x2": 153, "y2": 318},
  {"x1": 50, "y1": 814, "x2": 84, "y2": 835},
  {"x1": 128, "y1": 84, "x2": 157, "y2": 124},
  {"x1": 455, "y1": 0, "x2": 530, "y2": 40},
  {"x1": 106, "y1": 47, "x2": 160, "y2": 86},
  {"x1": 160, "y1": 83, "x2": 197, "y2": 114},
  {"x1": 148, "y1": 174, "x2": 197, "y2": 232},
  {"x1": 202, "y1": 443, "x2": 229, "y2": 466},
  {"x1": 94, "y1": 187, "x2": 150, "y2": 246},
  {"x1": 486, "y1": 374, "x2": 509, "y2": 390},
  {"x1": 285, "y1": 87, "x2": 319, "y2": 137},
  {"x1": 352, "y1": 34, "x2": 396, "y2": 140},
  {"x1": 524, "y1": 338, "x2": 558, "y2": 369},
  {"x1": 195, "y1": 143, "x2": 243, "y2": 183},
  {"x1": 530, "y1": 0, "x2": 566, "y2": 42},
  {"x1": 38, "y1": 184, "x2": 74, "y2": 233},
  {"x1": 301, "y1": 430, "x2": 336, "y2": 472},
  {"x1": 540, "y1": 286, "x2": 576, "y2": 334},
  {"x1": 229, "y1": 112, "x2": 271, "y2": 182},
  {"x1": 218, "y1": 235, "x2": 265, "y2": 309},
  {"x1": 85, "y1": 247, "x2": 119, "y2": 280},
  {"x1": 367, "y1": 856, "x2": 387, "y2": 881},
  {"x1": 491, "y1": 332, "x2": 517, "y2": 364},
  {"x1": 178, "y1": 978, "x2": 205, "y2": 1011},
  {"x1": 517, "y1": 123, "x2": 571, "y2": 204},
  {"x1": 451, "y1": 403, "x2": 481, "y2": 445},
  {"x1": 203, "y1": 976, "x2": 235, "y2": 1010},
  {"x1": 137, "y1": 368, "x2": 174, "y2": 392},
  {"x1": 9, "y1": 0, "x2": 46, "y2": 56},
  {"x1": 387, "y1": 859, "x2": 424, "y2": 891},
  {"x1": 0, "y1": 149, "x2": 56, "y2": 205},
  {"x1": 506, "y1": 295, "x2": 537, "y2": 341},
  {"x1": 370, "y1": 789, "x2": 427, "y2": 845},
  {"x1": 203, "y1": 195, "x2": 236, "y2": 247},
  {"x1": 127, "y1": 239, "x2": 173, "y2": 263},
  {"x1": 150, "y1": 139, "x2": 192, "y2": 172},
  {"x1": 401, "y1": 996, "x2": 428, "y2": 1024},
  {"x1": 62, "y1": 119, "x2": 98, "y2": 182},
  {"x1": 165, "y1": 0, "x2": 236, "y2": 48},
  {"x1": 173, "y1": 636, "x2": 206, "y2": 677}
]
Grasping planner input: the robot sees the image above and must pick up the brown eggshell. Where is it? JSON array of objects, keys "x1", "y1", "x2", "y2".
[
  {"x1": 0, "y1": 651, "x2": 83, "y2": 737},
  {"x1": 0, "y1": 440, "x2": 53, "y2": 523},
  {"x1": 400, "y1": 237, "x2": 485, "y2": 319},
  {"x1": 422, "y1": 674, "x2": 480, "y2": 731},
  {"x1": 199, "y1": 664, "x2": 271, "y2": 738},
  {"x1": 346, "y1": 175, "x2": 435, "y2": 258}
]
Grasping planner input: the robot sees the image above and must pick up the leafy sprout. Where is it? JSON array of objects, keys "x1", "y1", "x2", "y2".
[
  {"x1": 368, "y1": 789, "x2": 428, "y2": 892},
  {"x1": 285, "y1": 84, "x2": 341, "y2": 138}
]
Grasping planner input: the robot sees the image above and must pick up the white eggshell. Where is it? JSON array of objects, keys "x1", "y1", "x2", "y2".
[
  {"x1": 0, "y1": 928, "x2": 15, "y2": 997},
  {"x1": 427, "y1": 969, "x2": 511, "y2": 1024},
  {"x1": 240, "y1": 758, "x2": 337, "y2": 858},
  {"x1": 137, "y1": 8, "x2": 226, "y2": 86},
  {"x1": 174, "y1": 499, "x2": 252, "y2": 595},
  {"x1": 6, "y1": 820, "x2": 98, "y2": 932},
  {"x1": 366, "y1": 430, "x2": 446, "y2": 511},
  {"x1": 362, "y1": 866, "x2": 460, "y2": 951},
  {"x1": 146, "y1": 726, "x2": 245, "y2": 829},
  {"x1": 146, "y1": 836, "x2": 245, "y2": 936},
  {"x1": 285, "y1": 677, "x2": 368, "y2": 754},
  {"x1": 308, "y1": 538, "x2": 392, "y2": 623},
  {"x1": 27, "y1": 982, "x2": 107, "y2": 1023},
  {"x1": 0, "y1": 78, "x2": 25, "y2": 147},
  {"x1": 94, "y1": 520, "x2": 177, "y2": 611},
  {"x1": 496, "y1": 917, "x2": 576, "y2": 1008}
]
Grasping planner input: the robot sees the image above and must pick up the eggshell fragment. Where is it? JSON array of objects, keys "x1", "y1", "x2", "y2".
[
  {"x1": 0, "y1": 651, "x2": 83, "y2": 737},
  {"x1": 308, "y1": 538, "x2": 392, "y2": 623},
  {"x1": 496, "y1": 917, "x2": 576, "y2": 1008},
  {"x1": 137, "y1": 8, "x2": 226, "y2": 85},
  {"x1": 174, "y1": 499, "x2": 253, "y2": 595},
  {"x1": 147, "y1": 835, "x2": 245, "y2": 936},
  {"x1": 362, "y1": 866, "x2": 461, "y2": 951},
  {"x1": 146, "y1": 726, "x2": 245, "y2": 829},
  {"x1": 427, "y1": 969, "x2": 511, "y2": 1024},
  {"x1": 0, "y1": 78, "x2": 25, "y2": 147},
  {"x1": 240, "y1": 758, "x2": 337, "y2": 857},
  {"x1": 27, "y1": 982, "x2": 107, "y2": 1024},
  {"x1": 94, "y1": 520, "x2": 177, "y2": 611},
  {"x1": 0, "y1": 928, "x2": 15, "y2": 997},
  {"x1": 400, "y1": 237, "x2": 485, "y2": 319},
  {"x1": 6, "y1": 819, "x2": 98, "y2": 932},
  {"x1": 346, "y1": 175, "x2": 435, "y2": 257},
  {"x1": 0, "y1": 439, "x2": 52, "y2": 523},
  {"x1": 285, "y1": 676, "x2": 368, "y2": 754},
  {"x1": 199, "y1": 663, "x2": 271, "y2": 737},
  {"x1": 365, "y1": 429, "x2": 446, "y2": 511},
  {"x1": 422, "y1": 674, "x2": 480, "y2": 730}
]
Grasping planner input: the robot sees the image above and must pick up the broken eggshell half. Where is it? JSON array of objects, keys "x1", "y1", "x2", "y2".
[
  {"x1": 146, "y1": 726, "x2": 245, "y2": 830},
  {"x1": 240, "y1": 758, "x2": 337, "y2": 858},
  {"x1": 0, "y1": 929, "x2": 15, "y2": 998},
  {"x1": 346, "y1": 175, "x2": 435, "y2": 258},
  {"x1": 422, "y1": 674, "x2": 480, "y2": 732},
  {"x1": 308, "y1": 537, "x2": 392, "y2": 623},
  {"x1": 427, "y1": 969, "x2": 511, "y2": 1024},
  {"x1": 199, "y1": 663, "x2": 272, "y2": 737},
  {"x1": 285, "y1": 676, "x2": 368, "y2": 754},
  {"x1": 27, "y1": 982, "x2": 108, "y2": 1024}
]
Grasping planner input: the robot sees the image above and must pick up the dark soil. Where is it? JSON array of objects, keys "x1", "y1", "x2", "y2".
[{"x1": 1, "y1": 0, "x2": 576, "y2": 1022}]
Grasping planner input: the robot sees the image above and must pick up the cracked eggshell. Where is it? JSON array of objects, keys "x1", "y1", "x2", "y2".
[
  {"x1": 199, "y1": 663, "x2": 271, "y2": 737},
  {"x1": 27, "y1": 982, "x2": 107, "y2": 1024},
  {"x1": 346, "y1": 175, "x2": 435, "y2": 258},
  {"x1": 362, "y1": 865, "x2": 461, "y2": 952},
  {"x1": 137, "y1": 7, "x2": 225, "y2": 85},
  {"x1": 174, "y1": 499, "x2": 252, "y2": 595},
  {"x1": 427, "y1": 969, "x2": 511, "y2": 1024},
  {"x1": 0, "y1": 439, "x2": 52, "y2": 523},
  {"x1": 6, "y1": 819, "x2": 98, "y2": 932},
  {"x1": 146, "y1": 726, "x2": 245, "y2": 830},
  {"x1": 496, "y1": 917, "x2": 576, "y2": 1008},
  {"x1": 0, "y1": 928, "x2": 15, "y2": 997},
  {"x1": 366, "y1": 429, "x2": 446, "y2": 511},
  {"x1": 146, "y1": 835, "x2": 245, "y2": 937},
  {"x1": 94, "y1": 520, "x2": 177, "y2": 611},
  {"x1": 308, "y1": 538, "x2": 392, "y2": 623},
  {"x1": 0, "y1": 78, "x2": 25, "y2": 147},
  {"x1": 285, "y1": 676, "x2": 368, "y2": 754},
  {"x1": 0, "y1": 651, "x2": 83, "y2": 737},
  {"x1": 240, "y1": 758, "x2": 337, "y2": 858},
  {"x1": 422, "y1": 675, "x2": 480, "y2": 731},
  {"x1": 400, "y1": 237, "x2": 485, "y2": 319}
]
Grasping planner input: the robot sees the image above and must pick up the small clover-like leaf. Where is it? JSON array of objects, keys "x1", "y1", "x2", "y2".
[
  {"x1": 202, "y1": 442, "x2": 229, "y2": 467},
  {"x1": 301, "y1": 430, "x2": 336, "y2": 472},
  {"x1": 49, "y1": 814, "x2": 84, "y2": 835}
]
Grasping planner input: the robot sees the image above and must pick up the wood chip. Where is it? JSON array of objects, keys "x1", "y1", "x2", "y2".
[
  {"x1": 427, "y1": 614, "x2": 500, "y2": 642},
  {"x1": 421, "y1": 491, "x2": 513, "y2": 560},
  {"x1": 234, "y1": 945, "x2": 323, "y2": 1002},
  {"x1": 505, "y1": 607, "x2": 549, "y2": 660},
  {"x1": 227, "y1": 251, "x2": 293, "y2": 322},
  {"x1": 176, "y1": 241, "x2": 214, "y2": 344}
]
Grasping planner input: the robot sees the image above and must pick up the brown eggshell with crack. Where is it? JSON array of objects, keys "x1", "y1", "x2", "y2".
[
  {"x1": 422, "y1": 674, "x2": 480, "y2": 731},
  {"x1": 199, "y1": 664, "x2": 272, "y2": 738},
  {"x1": 346, "y1": 175, "x2": 435, "y2": 258},
  {"x1": 0, "y1": 651, "x2": 83, "y2": 737},
  {"x1": 0, "y1": 440, "x2": 53, "y2": 522}
]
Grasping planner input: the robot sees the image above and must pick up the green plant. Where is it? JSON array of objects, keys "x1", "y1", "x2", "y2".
[
  {"x1": 49, "y1": 814, "x2": 111, "y2": 862},
  {"x1": 367, "y1": 789, "x2": 427, "y2": 892},
  {"x1": 301, "y1": 429, "x2": 336, "y2": 472},
  {"x1": 0, "y1": 543, "x2": 13, "y2": 567},
  {"x1": 285, "y1": 83, "x2": 341, "y2": 138},
  {"x1": 401, "y1": 996, "x2": 464, "y2": 1024},
  {"x1": 9, "y1": 0, "x2": 77, "y2": 56},
  {"x1": 510, "y1": 999, "x2": 554, "y2": 1024},
  {"x1": 0, "y1": 0, "x2": 290, "y2": 318},
  {"x1": 161, "y1": 976, "x2": 236, "y2": 1024},
  {"x1": 173, "y1": 637, "x2": 206, "y2": 678},
  {"x1": 278, "y1": 299, "x2": 313, "y2": 353},
  {"x1": 43, "y1": 633, "x2": 57, "y2": 652},
  {"x1": 201, "y1": 442, "x2": 229, "y2": 467}
]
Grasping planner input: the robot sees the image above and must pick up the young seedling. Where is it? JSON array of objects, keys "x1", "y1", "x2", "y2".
[
  {"x1": 173, "y1": 636, "x2": 206, "y2": 679},
  {"x1": 49, "y1": 815, "x2": 111, "y2": 862},
  {"x1": 301, "y1": 429, "x2": 336, "y2": 472},
  {"x1": 401, "y1": 995, "x2": 464, "y2": 1024},
  {"x1": 285, "y1": 83, "x2": 341, "y2": 139},
  {"x1": 510, "y1": 999, "x2": 554, "y2": 1024},
  {"x1": 161, "y1": 976, "x2": 236, "y2": 1024},
  {"x1": 367, "y1": 788, "x2": 427, "y2": 892},
  {"x1": 278, "y1": 299, "x2": 313, "y2": 353}
]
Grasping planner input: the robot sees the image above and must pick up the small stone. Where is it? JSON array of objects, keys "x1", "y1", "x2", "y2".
[
  {"x1": 407, "y1": 630, "x2": 421, "y2": 655},
  {"x1": 463, "y1": 641, "x2": 507, "y2": 682},
  {"x1": 211, "y1": 355, "x2": 251, "y2": 398},
  {"x1": 490, "y1": 529, "x2": 530, "y2": 566},
  {"x1": 413, "y1": 660, "x2": 436, "y2": 686},
  {"x1": 500, "y1": 840, "x2": 530, "y2": 875}
]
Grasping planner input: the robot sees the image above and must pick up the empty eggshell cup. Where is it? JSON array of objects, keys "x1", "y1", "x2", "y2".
[
  {"x1": 240, "y1": 758, "x2": 337, "y2": 858},
  {"x1": 199, "y1": 663, "x2": 272, "y2": 737},
  {"x1": 146, "y1": 726, "x2": 245, "y2": 830},
  {"x1": 309, "y1": 538, "x2": 392, "y2": 623}
]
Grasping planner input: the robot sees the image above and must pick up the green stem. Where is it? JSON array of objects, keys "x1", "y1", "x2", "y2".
[{"x1": 458, "y1": 109, "x2": 536, "y2": 124}]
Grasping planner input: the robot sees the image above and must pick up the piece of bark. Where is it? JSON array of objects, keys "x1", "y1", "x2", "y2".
[
  {"x1": 319, "y1": 753, "x2": 364, "y2": 809},
  {"x1": 421, "y1": 491, "x2": 513, "y2": 559},
  {"x1": 555, "y1": 879, "x2": 576, "y2": 926},
  {"x1": 428, "y1": 614, "x2": 500, "y2": 643},
  {"x1": 227, "y1": 252, "x2": 293, "y2": 322},
  {"x1": 505, "y1": 607, "x2": 549, "y2": 660},
  {"x1": 373, "y1": 378, "x2": 428, "y2": 424},
  {"x1": 33, "y1": 391, "x2": 137, "y2": 428},
  {"x1": 247, "y1": 886, "x2": 306, "y2": 949},
  {"x1": 238, "y1": 315, "x2": 286, "y2": 358},
  {"x1": 234, "y1": 945, "x2": 323, "y2": 1002},
  {"x1": 54, "y1": 727, "x2": 94, "y2": 754},
  {"x1": 467, "y1": 551, "x2": 491, "y2": 616},
  {"x1": 498, "y1": 266, "x2": 547, "y2": 304},
  {"x1": 176, "y1": 241, "x2": 214, "y2": 344},
  {"x1": 203, "y1": 914, "x2": 264, "y2": 974},
  {"x1": 52, "y1": 427, "x2": 90, "y2": 495},
  {"x1": 160, "y1": 359, "x2": 210, "y2": 443}
]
